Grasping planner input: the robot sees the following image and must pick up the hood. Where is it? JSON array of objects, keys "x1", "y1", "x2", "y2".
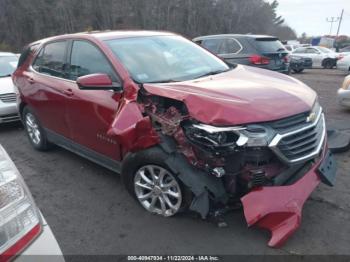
[
  {"x1": 143, "y1": 65, "x2": 316, "y2": 126},
  {"x1": 0, "y1": 77, "x2": 15, "y2": 95}
]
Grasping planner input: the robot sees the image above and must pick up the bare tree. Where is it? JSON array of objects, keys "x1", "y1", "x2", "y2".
[{"x1": 0, "y1": 0, "x2": 296, "y2": 52}]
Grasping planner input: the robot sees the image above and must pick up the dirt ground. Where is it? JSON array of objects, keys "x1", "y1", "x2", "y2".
[{"x1": 0, "y1": 68, "x2": 349, "y2": 256}]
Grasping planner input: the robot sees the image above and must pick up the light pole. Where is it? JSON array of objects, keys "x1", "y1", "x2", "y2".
[{"x1": 327, "y1": 17, "x2": 340, "y2": 35}]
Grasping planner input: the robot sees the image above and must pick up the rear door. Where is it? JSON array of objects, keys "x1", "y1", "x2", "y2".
[
  {"x1": 26, "y1": 40, "x2": 71, "y2": 137},
  {"x1": 64, "y1": 39, "x2": 122, "y2": 160},
  {"x1": 252, "y1": 37, "x2": 289, "y2": 71}
]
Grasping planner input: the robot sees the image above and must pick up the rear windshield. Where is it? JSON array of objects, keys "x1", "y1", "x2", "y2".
[{"x1": 254, "y1": 38, "x2": 286, "y2": 53}]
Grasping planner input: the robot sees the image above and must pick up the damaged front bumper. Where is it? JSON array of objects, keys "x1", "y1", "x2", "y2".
[{"x1": 241, "y1": 147, "x2": 336, "y2": 248}]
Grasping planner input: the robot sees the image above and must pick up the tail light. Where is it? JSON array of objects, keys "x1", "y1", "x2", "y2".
[
  {"x1": 283, "y1": 55, "x2": 290, "y2": 63},
  {"x1": 0, "y1": 146, "x2": 41, "y2": 261},
  {"x1": 249, "y1": 55, "x2": 270, "y2": 65},
  {"x1": 338, "y1": 55, "x2": 344, "y2": 61}
]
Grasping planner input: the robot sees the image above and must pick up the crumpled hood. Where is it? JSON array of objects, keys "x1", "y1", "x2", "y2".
[
  {"x1": 143, "y1": 65, "x2": 317, "y2": 126},
  {"x1": 0, "y1": 77, "x2": 15, "y2": 95}
]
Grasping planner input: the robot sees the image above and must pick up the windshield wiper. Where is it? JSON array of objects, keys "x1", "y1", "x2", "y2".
[
  {"x1": 145, "y1": 79, "x2": 180, "y2": 84},
  {"x1": 194, "y1": 69, "x2": 230, "y2": 79}
]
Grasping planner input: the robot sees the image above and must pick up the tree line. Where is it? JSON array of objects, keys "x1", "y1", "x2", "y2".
[{"x1": 0, "y1": 0, "x2": 296, "y2": 52}]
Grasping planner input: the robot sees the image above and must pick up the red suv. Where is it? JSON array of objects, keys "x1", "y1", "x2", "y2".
[{"x1": 13, "y1": 31, "x2": 336, "y2": 247}]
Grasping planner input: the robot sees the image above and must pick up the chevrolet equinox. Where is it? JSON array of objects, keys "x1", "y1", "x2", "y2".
[{"x1": 13, "y1": 31, "x2": 336, "y2": 247}]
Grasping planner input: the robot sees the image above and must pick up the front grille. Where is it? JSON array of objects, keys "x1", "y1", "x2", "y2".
[
  {"x1": 269, "y1": 102, "x2": 321, "y2": 134},
  {"x1": 269, "y1": 105, "x2": 325, "y2": 164},
  {"x1": 0, "y1": 93, "x2": 16, "y2": 103},
  {"x1": 0, "y1": 113, "x2": 20, "y2": 123},
  {"x1": 270, "y1": 111, "x2": 309, "y2": 133},
  {"x1": 277, "y1": 115, "x2": 324, "y2": 161}
]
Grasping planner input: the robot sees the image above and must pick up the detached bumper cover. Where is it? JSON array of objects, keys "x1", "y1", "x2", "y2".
[{"x1": 241, "y1": 149, "x2": 336, "y2": 248}]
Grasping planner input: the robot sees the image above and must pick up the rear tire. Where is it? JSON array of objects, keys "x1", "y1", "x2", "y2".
[
  {"x1": 22, "y1": 107, "x2": 52, "y2": 151},
  {"x1": 293, "y1": 68, "x2": 304, "y2": 73},
  {"x1": 121, "y1": 146, "x2": 192, "y2": 217}
]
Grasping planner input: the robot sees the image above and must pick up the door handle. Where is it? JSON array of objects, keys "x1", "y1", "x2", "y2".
[{"x1": 63, "y1": 89, "x2": 74, "y2": 96}]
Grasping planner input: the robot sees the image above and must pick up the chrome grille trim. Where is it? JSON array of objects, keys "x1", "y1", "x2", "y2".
[
  {"x1": 0, "y1": 93, "x2": 17, "y2": 103},
  {"x1": 0, "y1": 113, "x2": 20, "y2": 123},
  {"x1": 269, "y1": 108, "x2": 326, "y2": 164}
]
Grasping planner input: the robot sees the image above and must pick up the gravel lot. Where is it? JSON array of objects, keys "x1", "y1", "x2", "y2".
[{"x1": 0, "y1": 69, "x2": 349, "y2": 257}]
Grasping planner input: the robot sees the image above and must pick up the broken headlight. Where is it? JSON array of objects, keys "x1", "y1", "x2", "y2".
[{"x1": 184, "y1": 123, "x2": 274, "y2": 149}]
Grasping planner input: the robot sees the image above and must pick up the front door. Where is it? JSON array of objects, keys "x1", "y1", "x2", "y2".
[{"x1": 65, "y1": 40, "x2": 123, "y2": 161}]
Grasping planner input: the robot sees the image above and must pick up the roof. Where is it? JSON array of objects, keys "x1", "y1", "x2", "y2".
[
  {"x1": 89, "y1": 30, "x2": 175, "y2": 40},
  {"x1": 193, "y1": 34, "x2": 278, "y2": 41},
  {"x1": 30, "y1": 30, "x2": 176, "y2": 46},
  {"x1": 0, "y1": 52, "x2": 16, "y2": 57}
]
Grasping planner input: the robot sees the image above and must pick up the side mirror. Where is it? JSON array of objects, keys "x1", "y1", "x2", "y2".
[{"x1": 77, "y1": 73, "x2": 122, "y2": 92}]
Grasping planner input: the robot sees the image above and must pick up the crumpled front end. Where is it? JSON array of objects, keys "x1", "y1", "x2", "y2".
[{"x1": 110, "y1": 80, "x2": 336, "y2": 247}]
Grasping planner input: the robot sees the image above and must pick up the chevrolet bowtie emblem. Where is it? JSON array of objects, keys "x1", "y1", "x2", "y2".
[{"x1": 306, "y1": 112, "x2": 317, "y2": 123}]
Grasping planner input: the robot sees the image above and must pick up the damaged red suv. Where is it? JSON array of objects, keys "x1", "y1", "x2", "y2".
[{"x1": 13, "y1": 31, "x2": 336, "y2": 247}]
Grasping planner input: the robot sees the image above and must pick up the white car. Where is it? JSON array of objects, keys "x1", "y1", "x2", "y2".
[
  {"x1": 0, "y1": 52, "x2": 20, "y2": 124},
  {"x1": 0, "y1": 145, "x2": 64, "y2": 261},
  {"x1": 292, "y1": 46, "x2": 339, "y2": 69},
  {"x1": 338, "y1": 75, "x2": 350, "y2": 108},
  {"x1": 337, "y1": 54, "x2": 350, "y2": 73}
]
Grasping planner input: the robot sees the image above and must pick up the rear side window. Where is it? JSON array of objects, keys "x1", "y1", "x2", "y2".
[
  {"x1": 293, "y1": 48, "x2": 306, "y2": 54},
  {"x1": 33, "y1": 41, "x2": 67, "y2": 78},
  {"x1": 68, "y1": 40, "x2": 117, "y2": 81},
  {"x1": 219, "y1": 38, "x2": 242, "y2": 54},
  {"x1": 254, "y1": 38, "x2": 285, "y2": 53},
  {"x1": 306, "y1": 48, "x2": 319, "y2": 54},
  {"x1": 201, "y1": 39, "x2": 224, "y2": 54}
]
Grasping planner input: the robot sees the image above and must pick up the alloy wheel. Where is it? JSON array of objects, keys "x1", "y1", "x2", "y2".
[
  {"x1": 134, "y1": 165, "x2": 182, "y2": 217},
  {"x1": 25, "y1": 113, "x2": 41, "y2": 145}
]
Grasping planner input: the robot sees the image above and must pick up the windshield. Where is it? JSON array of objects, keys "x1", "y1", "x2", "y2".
[
  {"x1": 317, "y1": 47, "x2": 332, "y2": 53},
  {"x1": 0, "y1": 55, "x2": 18, "y2": 77},
  {"x1": 254, "y1": 38, "x2": 286, "y2": 53},
  {"x1": 105, "y1": 35, "x2": 229, "y2": 83}
]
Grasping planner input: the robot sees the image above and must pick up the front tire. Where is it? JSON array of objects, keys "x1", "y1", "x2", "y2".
[
  {"x1": 122, "y1": 147, "x2": 191, "y2": 217},
  {"x1": 23, "y1": 107, "x2": 51, "y2": 151},
  {"x1": 323, "y1": 59, "x2": 334, "y2": 69}
]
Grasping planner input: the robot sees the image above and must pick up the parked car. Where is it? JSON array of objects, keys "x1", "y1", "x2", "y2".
[
  {"x1": 337, "y1": 54, "x2": 350, "y2": 73},
  {"x1": 289, "y1": 55, "x2": 313, "y2": 73},
  {"x1": 13, "y1": 31, "x2": 336, "y2": 248},
  {"x1": 0, "y1": 52, "x2": 20, "y2": 124},
  {"x1": 337, "y1": 75, "x2": 350, "y2": 108},
  {"x1": 292, "y1": 46, "x2": 339, "y2": 68},
  {"x1": 340, "y1": 46, "x2": 350, "y2": 53},
  {"x1": 193, "y1": 34, "x2": 290, "y2": 74},
  {"x1": 0, "y1": 145, "x2": 64, "y2": 261}
]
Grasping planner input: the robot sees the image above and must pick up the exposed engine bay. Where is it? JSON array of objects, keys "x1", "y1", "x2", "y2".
[{"x1": 138, "y1": 91, "x2": 319, "y2": 198}]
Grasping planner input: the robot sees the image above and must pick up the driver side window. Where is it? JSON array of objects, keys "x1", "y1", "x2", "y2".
[{"x1": 68, "y1": 40, "x2": 118, "y2": 82}]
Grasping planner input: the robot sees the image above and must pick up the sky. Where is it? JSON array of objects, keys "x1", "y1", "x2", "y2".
[{"x1": 267, "y1": 0, "x2": 350, "y2": 37}]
